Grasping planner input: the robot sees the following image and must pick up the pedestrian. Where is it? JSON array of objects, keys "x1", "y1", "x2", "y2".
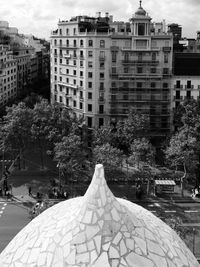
[{"x1": 28, "y1": 186, "x2": 32, "y2": 196}]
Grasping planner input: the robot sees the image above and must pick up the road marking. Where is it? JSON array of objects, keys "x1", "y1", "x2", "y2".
[
  {"x1": 1, "y1": 207, "x2": 5, "y2": 210},
  {"x1": 0, "y1": 211, "x2": 3, "y2": 214},
  {"x1": 3, "y1": 203, "x2": 7, "y2": 206},
  {"x1": 165, "y1": 210, "x2": 177, "y2": 213},
  {"x1": 184, "y1": 210, "x2": 199, "y2": 213},
  {"x1": 149, "y1": 210, "x2": 157, "y2": 213}
]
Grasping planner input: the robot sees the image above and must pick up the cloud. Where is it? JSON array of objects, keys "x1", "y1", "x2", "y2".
[{"x1": 0, "y1": 0, "x2": 199, "y2": 39}]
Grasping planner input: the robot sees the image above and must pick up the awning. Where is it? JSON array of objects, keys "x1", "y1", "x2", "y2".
[{"x1": 155, "y1": 180, "x2": 176, "y2": 186}]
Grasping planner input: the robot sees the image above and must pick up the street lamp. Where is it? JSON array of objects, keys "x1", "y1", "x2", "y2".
[{"x1": 56, "y1": 162, "x2": 61, "y2": 192}]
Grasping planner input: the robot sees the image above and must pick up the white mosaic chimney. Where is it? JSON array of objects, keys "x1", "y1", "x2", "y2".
[{"x1": 0, "y1": 164, "x2": 199, "y2": 266}]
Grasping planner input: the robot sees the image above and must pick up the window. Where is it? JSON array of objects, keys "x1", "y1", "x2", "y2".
[
  {"x1": 176, "y1": 80, "x2": 181, "y2": 88},
  {"x1": 87, "y1": 117, "x2": 92, "y2": 128},
  {"x1": 60, "y1": 58, "x2": 62, "y2": 64},
  {"x1": 73, "y1": 79, "x2": 76, "y2": 85},
  {"x1": 124, "y1": 67, "x2": 129, "y2": 73},
  {"x1": 137, "y1": 67, "x2": 143, "y2": 73},
  {"x1": 80, "y1": 80, "x2": 83, "y2": 86},
  {"x1": 80, "y1": 91, "x2": 83, "y2": 98},
  {"x1": 73, "y1": 70, "x2": 76, "y2": 76},
  {"x1": 88, "y1": 92, "x2": 92, "y2": 99},
  {"x1": 73, "y1": 60, "x2": 76, "y2": 66},
  {"x1": 100, "y1": 51, "x2": 105, "y2": 60},
  {"x1": 59, "y1": 76, "x2": 62, "y2": 82},
  {"x1": 88, "y1": 40, "x2": 93, "y2": 47},
  {"x1": 163, "y1": 68, "x2": 169, "y2": 75},
  {"x1": 124, "y1": 52, "x2": 129, "y2": 62},
  {"x1": 99, "y1": 105, "x2": 104, "y2": 114},
  {"x1": 73, "y1": 89, "x2": 76, "y2": 96},
  {"x1": 100, "y1": 62, "x2": 104, "y2": 69},
  {"x1": 88, "y1": 82, "x2": 92, "y2": 88},
  {"x1": 138, "y1": 23, "x2": 145, "y2": 35},
  {"x1": 73, "y1": 40, "x2": 77, "y2": 47},
  {"x1": 55, "y1": 95, "x2": 57, "y2": 101},
  {"x1": 54, "y1": 67, "x2": 57, "y2": 72},
  {"x1": 186, "y1": 90, "x2": 191, "y2": 98},
  {"x1": 54, "y1": 57, "x2": 57, "y2": 64},
  {"x1": 88, "y1": 61, "x2": 93, "y2": 68},
  {"x1": 54, "y1": 39, "x2": 57, "y2": 46},
  {"x1": 100, "y1": 40, "x2": 105, "y2": 48},
  {"x1": 187, "y1": 80, "x2": 191, "y2": 88},
  {"x1": 73, "y1": 100, "x2": 77, "y2": 107},
  {"x1": 73, "y1": 28, "x2": 76, "y2": 35},
  {"x1": 164, "y1": 53, "x2": 168, "y2": 63},
  {"x1": 152, "y1": 52, "x2": 156, "y2": 61},
  {"x1": 80, "y1": 71, "x2": 83, "y2": 77},
  {"x1": 80, "y1": 40, "x2": 84, "y2": 46},
  {"x1": 163, "y1": 83, "x2": 168, "y2": 88},
  {"x1": 80, "y1": 50, "x2": 84, "y2": 58},
  {"x1": 111, "y1": 52, "x2": 117, "y2": 62},
  {"x1": 151, "y1": 82, "x2": 156, "y2": 88},
  {"x1": 66, "y1": 28, "x2": 69, "y2": 35},
  {"x1": 151, "y1": 68, "x2": 156, "y2": 74},
  {"x1": 66, "y1": 69, "x2": 69, "y2": 74},
  {"x1": 80, "y1": 102, "x2": 83, "y2": 109},
  {"x1": 80, "y1": 60, "x2": 83, "y2": 67},
  {"x1": 100, "y1": 82, "x2": 104, "y2": 90},
  {"x1": 138, "y1": 52, "x2": 143, "y2": 61},
  {"x1": 100, "y1": 72, "x2": 104, "y2": 79},
  {"x1": 137, "y1": 82, "x2": 142, "y2": 88},
  {"x1": 88, "y1": 72, "x2": 93, "y2": 78},
  {"x1": 59, "y1": 85, "x2": 62, "y2": 92},
  {"x1": 88, "y1": 104, "x2": 92, "y2": 112},
  {"x1": 99, "y1": 118, "x2": 104, "y2": 127},
  {"x1": 59, "y1": 96, "x2": 63, "y2": 102},
  {"x1": 88, "y1": 51, "x2": 93, "y2": 57},
  {"x1": 59, "y1": 29, "x2": 62, "y2": 35}
]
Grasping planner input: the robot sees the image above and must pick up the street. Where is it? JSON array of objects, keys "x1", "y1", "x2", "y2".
[{"x1": 0, "y1": 200, "x2": 30, "y2": 253}]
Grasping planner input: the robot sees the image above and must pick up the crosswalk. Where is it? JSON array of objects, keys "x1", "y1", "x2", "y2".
[{"x1": 0, "y1": 202, "x2": 7, "y2": 218}]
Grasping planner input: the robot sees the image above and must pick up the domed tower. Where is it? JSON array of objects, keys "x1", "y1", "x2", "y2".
[
  {"x1": 0, "y1": 164, "x2": 199, "y2": 266},
  {"x1": 130, "y1": 0, "x2": 152, "y2": 36}
]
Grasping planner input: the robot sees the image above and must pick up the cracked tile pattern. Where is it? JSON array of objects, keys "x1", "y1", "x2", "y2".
[{"x1": 0, "y1": 164, "x2": 199, "y2": 266}]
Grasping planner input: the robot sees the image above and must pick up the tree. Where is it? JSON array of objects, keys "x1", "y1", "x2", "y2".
[
  {"x1": 0, "y1": 102, "x2": 33, "y2": 169},
  {"x1": 129, "y1": 138, "x2": 155, "y2": 169},
  {"x1": 115, "y1": 110, "x2": 150, "y2": 152},
  {"x1": 54, "y1": 133, "x2": 87, "y2": 182},
  {"x1": 93, "y1": 143, "x2": 124, "y2": 170},
  {"x1": 92, "y1": 125, "x2": 115, "y2": 147},
  {"x1": 165, "y1": 127, "x2": 198, "y2": 196}
]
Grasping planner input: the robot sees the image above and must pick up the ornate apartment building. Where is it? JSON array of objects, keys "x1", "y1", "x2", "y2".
[
  {"x1": 50, "y1": 2, "x2": 173, "y2": 135},
  {"x1": 0, "y1": 45, "x2": 17, "y2": 106}
]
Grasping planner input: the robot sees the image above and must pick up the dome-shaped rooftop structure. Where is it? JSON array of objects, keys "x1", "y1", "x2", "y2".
[
  {"x1": 135, "y1": 0, "x2": 146, "y2": 16},
  {"x1": 0, "y1": 164, "x2": 199, "y2": 266}
]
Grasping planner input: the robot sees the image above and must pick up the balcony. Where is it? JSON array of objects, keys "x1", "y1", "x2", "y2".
[
  {"x1": 98, "y1": 97, "x2": 105, "y2": 104},
  {"x1": 174, "y1": 96, "x2": 183, "y2": 100},
  {"x1": 110, "y1": 46, "x2": 119, "y2": 51},
  {"x1": 99, "y1": 56, "x2": 106, "y2": 61},
  {"x1": 185, "y1": 85, "x2": 194, "y2": 89},
  {"x1": 174, "y1": 85, "x2": 183, "y2": 89},
  {"x1": 122, "y1": 60, "x2": 159, "y2": 65},
  {"x1": 65, "y1": 93, "x2": 72, "y2": 98},
  {"x1": 63, "y1": 54, "x2": 71, "y2": 58},
  {"x1": 99, "y1": 86, "x2": 105, "y2": 91}
]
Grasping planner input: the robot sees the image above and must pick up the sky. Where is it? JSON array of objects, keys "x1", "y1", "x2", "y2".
[{"x1": 0, "y1": 0, "x2": 199, "y2": 40}]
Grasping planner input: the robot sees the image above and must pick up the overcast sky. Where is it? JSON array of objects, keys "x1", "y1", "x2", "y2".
[{"x1": 0, "y1": 0, "x2": 199, "y2": 39}]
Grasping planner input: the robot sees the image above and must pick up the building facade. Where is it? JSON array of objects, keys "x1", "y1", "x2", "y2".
[
  {"x1": 0, "y1": 45, "x2": 17, "y2": 107},
  {"x1": 50, "y1": 3, "x2": 173, "y2": 134}
]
